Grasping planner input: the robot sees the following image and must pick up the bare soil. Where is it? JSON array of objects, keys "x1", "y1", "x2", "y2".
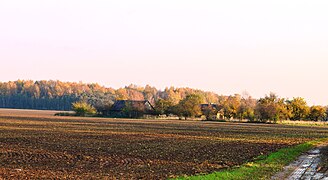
[{"x1": 0, "y1": 109, "x2": 327, "y2": 179}]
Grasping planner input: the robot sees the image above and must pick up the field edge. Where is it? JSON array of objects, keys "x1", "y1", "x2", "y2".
[{"x1": 174, "y1": 138, "x2": 328, "y2": 180}]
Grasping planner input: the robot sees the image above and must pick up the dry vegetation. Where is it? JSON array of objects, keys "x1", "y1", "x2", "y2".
[
  {"x1": 0, "y1": 109, "x2": 327, "y2": 179},
  {"x1": 280, "y1": 120, "x2": 328, "y2": 126}
]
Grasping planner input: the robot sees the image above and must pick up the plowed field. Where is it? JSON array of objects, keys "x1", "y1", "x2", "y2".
[{"x1": 0, "y1": 109, "x2": 327, "y2": 179}]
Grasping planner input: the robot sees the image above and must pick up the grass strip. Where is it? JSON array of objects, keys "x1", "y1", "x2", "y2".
[{"x1": 175, "y1": 138, "x2": 328, "y2": 180}]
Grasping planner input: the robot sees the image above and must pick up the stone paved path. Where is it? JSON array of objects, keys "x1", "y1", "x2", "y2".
[{"x1": 272, "y1": 147, "x2": 328, "y2": 180}]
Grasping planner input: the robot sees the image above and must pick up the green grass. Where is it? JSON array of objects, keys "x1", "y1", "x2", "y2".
[{"x1": 175, "y1": 138, "x2": 328, "y2": 180}]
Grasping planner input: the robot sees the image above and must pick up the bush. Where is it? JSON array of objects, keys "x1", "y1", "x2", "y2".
[
  {"x1": 72, "y1": 101, "x2": 96, "y2": 116},
  {"x1": 54, "y1": 112, "x2": 73, "y2": 116}
]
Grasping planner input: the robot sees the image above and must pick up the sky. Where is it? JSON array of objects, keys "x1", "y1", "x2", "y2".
[{"x1": 0, "y1": 0, "x2": 328, "y2": 105}]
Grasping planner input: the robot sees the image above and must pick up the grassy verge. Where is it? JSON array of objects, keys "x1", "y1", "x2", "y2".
[{"x1": 175, "y1": 138, "x2": 328, "y2": 180}]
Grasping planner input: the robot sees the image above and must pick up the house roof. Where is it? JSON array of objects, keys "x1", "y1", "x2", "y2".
[
  {"x1": 200, "y1": 103, "x2": 220, "y2": 110},
  {"x1": 111, "y1": 100, "x2": 155, "y2": 111}
]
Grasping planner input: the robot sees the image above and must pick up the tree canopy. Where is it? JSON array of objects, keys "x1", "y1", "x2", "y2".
[
  {"x1": 287, "y1": 97, "x2": 309, "y2": 120},
  {"x1": 0, "y1": 80, "x2": 327, "y2": 122},
  {"x1": 174, "y1": 94, "x2": 204, "y2": 119}
]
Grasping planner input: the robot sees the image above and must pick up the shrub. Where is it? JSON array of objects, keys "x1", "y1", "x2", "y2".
[{"x1": 72, "y1": 101, "x2": 96, "y2": 116}]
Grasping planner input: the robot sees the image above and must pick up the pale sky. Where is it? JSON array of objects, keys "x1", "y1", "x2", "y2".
[{"x1": 0, "y1": 0, "x2": 327, "y2": 105}]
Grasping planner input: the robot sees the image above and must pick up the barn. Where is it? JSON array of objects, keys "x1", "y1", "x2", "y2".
[{"x1": 105, "y1": 100, "x2": 155, "y2": 118}]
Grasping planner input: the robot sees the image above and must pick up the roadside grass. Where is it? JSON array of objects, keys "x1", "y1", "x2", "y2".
[{"x1": 176, "y1": 138, "x2": 328, "y2": 180}]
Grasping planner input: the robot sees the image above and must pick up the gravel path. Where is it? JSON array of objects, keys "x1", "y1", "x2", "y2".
[{"x1": 272, "y1": 146, "x2": 328, "y2": 180}]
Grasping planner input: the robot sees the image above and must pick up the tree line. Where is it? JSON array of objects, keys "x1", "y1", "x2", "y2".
[
  {"x1": 0, "y1": 80, "x2": 223, "y2": 110},
  {"x1": 0, "y1": 80, "x2": 327, "y2": 122},
  {"x1": 153, "y1": 93, "x2": 327, "y2": 122}
]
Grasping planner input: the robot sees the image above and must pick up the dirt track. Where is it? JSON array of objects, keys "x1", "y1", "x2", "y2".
[{"x1": 272, "y1": 146, "x2": 328, "y2": 180}]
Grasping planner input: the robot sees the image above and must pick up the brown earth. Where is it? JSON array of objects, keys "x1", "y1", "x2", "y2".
[{"x1": 0, "y1": 109, "x2": 327, "y2": 179}]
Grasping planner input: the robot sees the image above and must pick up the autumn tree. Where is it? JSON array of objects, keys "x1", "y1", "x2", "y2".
[
  {"x1": 174, "y1": 94, "x2": 203, "y2": 119},
  {"x1": 87, "y1": 92, "x2": 114, "y2": 114},
  {"x1": 203, "y1": 92, "x2": 219, "y2": 104},
  {"x1": 164, "y1": 87, "x2": 183, "y2": 105},
  {"x1": 286, "y1": 97, "x2": 310, "y2": 120},
  {"x1": 222, "y1": 94, "x2": 241, "y2": 120},
  {"x1": 237, "y1": 94, "x2": 256, "y2": 121},
  {"x1": 115, "y1": 88, "x2": 129, "y2": 100},
  {"x1": 154, "y1": 98, "x2": 174, "y2": 115},
  {"x1": 308, "y1": 105, "x2": 326, "y2": 121},
  {"x1": 143, "y1": 85, "x2": 158, "y2": 105},
  {"x1": 255, "y1": 93, "x2": 287, "y2": 123}
]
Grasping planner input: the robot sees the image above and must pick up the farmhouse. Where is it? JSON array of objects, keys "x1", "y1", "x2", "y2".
[
  {"x1": 105, "y1": 100, "x2": 156, "y2": 118},
  {"x1": 200, "y1": 103, "x2": 224, "y2": 120}
]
